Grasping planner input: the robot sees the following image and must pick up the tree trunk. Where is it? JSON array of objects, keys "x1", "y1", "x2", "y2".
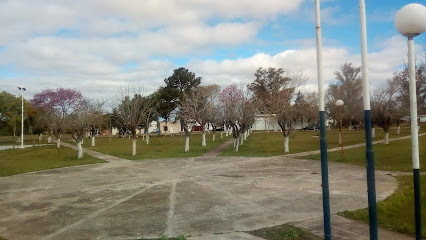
[
  {"x1": 146, "y1": 132, "x2": 150, "y2": 144},
  {"x1": 234, "y1": 137, "x2": 239, "y2": 152},
  {"x1": 213, "y1": 132, "x2": 216, "y2": 142},
  {"x1": 57, "y1": 137, "x2": 61, "y2": 148},
  {"x1": 284, "y1": 136, "x2": 289, "y2": 153},
  {"x1": 339, "y1": 134, "x2": 342, "y2": 145},
  {"x1": 372, "y1": 128, "x2": 375, "y2": 138},
  {"x1": 384, "y1": 132, "x2": 389, "y2": 144},
  {"x1": 220, "y1": 132, "x2": 223, "y2": 138},
  {"x1": 38, "y1": 133, "x2": 42, "y2": 141},
  {"x1": 244, "y1": 131, "x2": 247, "y2": 140},
  {"x1": 240, "y1": 134, "x2": 244, "y2": 145},
  {"x1": 397, "y1": 126, "x2": 400, "y2": 134},
  {"x1": 77, "y1": 141, "x2": 83, "y2": 159},
  {"x1": 225, "y1": 126, "x2": 228, "y2": 136},
  {"x1": 91, "y1": 136, "x2": 95, "y2": 147},
  {"x1": 132, "y1": 138, "x2": 136, "y2": 156},
  {"x1": 202, "y1": 131, "x2": 206, "y2": 146},
  {"x1": 185, "y1": 136, "x2": 189, "y2": 152},
  {"x1": 48, "y1": 136, "x2": 51, "y2": 143}
]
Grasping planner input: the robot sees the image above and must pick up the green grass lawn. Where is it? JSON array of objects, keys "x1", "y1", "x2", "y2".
[
  {"x1": 0, "y1": 135, "x2": 48, "y2": 146},
  {"x1": 302, "y1": 135, "x2": 425, "y2": 172},
  {"x1": 339, "y1": 175, "x2": 426, "y2": 237},
  {"x1": 85, "y1": 133, "x2": 232, "y2": 160},
  {"x1": 0, "y1": 145, "x2": 105, "y2": 177},
  {"x1": 220, "y1": 126, "x2": 419, "y2": 157}
]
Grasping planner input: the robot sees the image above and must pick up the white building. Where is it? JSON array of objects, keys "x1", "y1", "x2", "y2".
[{"x1": 252, "y1": 114, "x2": 314, "y2": 131}]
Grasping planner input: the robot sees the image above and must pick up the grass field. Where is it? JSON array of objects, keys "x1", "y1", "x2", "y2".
[
  {"x1": 221, "y1": 126, "x2": 419, "y2": 157},
  {"x1": 339, "y1": 175, "x2": 426, "y2": 237},
  {"x1": 302, "y1": 135, "x2": 426, "y2": 172},
  {"x1": 0, "y1": 145, "x2": 105, "y2": 177},
  {"x1": 85, "y1": 132, "x2": 232, "y2": 160},
  {"x1": 0, "y1": 135, "x2": 48, "y2": 146}
]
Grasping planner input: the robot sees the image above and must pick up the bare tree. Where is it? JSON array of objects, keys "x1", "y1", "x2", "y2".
[
  {"x1": 113, "y1": 85, "x2": 153, "y2": 156},
  {"x1": 178, "y1": 85, "x2": 220, "y2": 151},
  {"x1": 326, "y1": 63, "x2": 363, "y2": 128},
  {"x1": 87, "y1": 99, "x2": 106, "y2": 147},
  {"x1": 248, "y1": 67, "x2": 306, "y2": 152},
  {"x1": 219, "y1": 85, "x2": 244, "y2": 151},
  {"x1": 141, "y1": 95, "x2": 157, "y2": 145},
  {"x1": 219, "y1": 84, "x2": 256, "y2": 152},
  {"x1": 69, "y1": 101, "x2": 91, "y2": 159},
  {"x1": 294, "y1": 91, "x2": 318, "y2": 126},
  {"x1": 372, "y1": 80, "x2": 401, "y2": 144},
  {"x1": 391, "y1": 62, "x2": 426, "y2": 116},
  {"x1": 238, "y1": 93, "x2": 257, "y2": 146}
]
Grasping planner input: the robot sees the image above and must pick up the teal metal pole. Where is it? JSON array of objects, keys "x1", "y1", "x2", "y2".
[
  {"x1": 359, "y1": 1, "x2": 378, "y2": 239},
  {"x1": 407, "y1": 37, "x2": 422, "y2": 240},
  {"x1": 315, "y1": 1, "x2": 331, "y2": 239}
]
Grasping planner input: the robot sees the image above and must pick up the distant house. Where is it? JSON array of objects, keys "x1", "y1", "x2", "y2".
[
  {"x1": 252, "y1": 114, "x2": 280, "y2": 131},
  {"x1": 401, "y1": 115, "x2": 426, "y2": 123},
  {"x1": 159, "y1": 121, "x2": 181, "y2": 134},
  {"x1": 251, "y1": 114, "x2": 315, "y2": 131}
]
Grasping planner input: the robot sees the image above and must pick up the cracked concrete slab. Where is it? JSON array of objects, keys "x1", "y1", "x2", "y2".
[{"x1": 0, "y1": 155, "x2": 397, "y2": 240}]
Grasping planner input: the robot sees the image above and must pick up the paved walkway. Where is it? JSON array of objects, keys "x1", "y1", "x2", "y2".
[
  {"x1": 0, "y1": 135, "x2": 421, "y2": 239},
  {"x1": 285, "y1": 133, "x2": 426, "y2": 158},
  {"x1": 60, "y1": 142, "x2": 128, "y2": 163},
  {"x1": 200, "y1": 139, "x2": 233, "y2": 157}
]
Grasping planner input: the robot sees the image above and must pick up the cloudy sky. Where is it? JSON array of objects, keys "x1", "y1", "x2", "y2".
[{"x1": 0, "y1": 0, "x2": 425, "y2": 101}]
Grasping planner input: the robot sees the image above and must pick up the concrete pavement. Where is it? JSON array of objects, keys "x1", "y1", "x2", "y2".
[{"x1": 0, "y1": 149, "x2": 399, "y2": 240}]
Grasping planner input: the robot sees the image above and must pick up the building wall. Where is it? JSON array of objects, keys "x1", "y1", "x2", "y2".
[
  {"x1": 252, "y1": 115, "x2": 280, "y2": 131},
  {"x1": 252, "y1": 114, "x2": 315, "y2": 131},
  {"x1": 159, "y1": 121, "x2": 182, "y2": 134}
]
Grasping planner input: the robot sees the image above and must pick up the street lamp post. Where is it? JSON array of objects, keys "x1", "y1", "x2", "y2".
[
  {"x1": 335, "y1": 100, "x2": 344, "y2": 159},
  {"x1": 359, "y1": 1, "x2": 378, "y2": 238},
  {"x1": 315, "y1": 1, "x2": 331, "y2": 239},
  {"x1": 17, "y1": 87, "x2": 26, "y2": 149},
  {"x1": 395, "y1": 4, "x2": 426, "y2": 239}
]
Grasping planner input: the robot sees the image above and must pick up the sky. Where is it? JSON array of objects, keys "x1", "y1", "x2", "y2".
[{"x1": 0, "y1": 0, "x2": 425, "y2": 102}]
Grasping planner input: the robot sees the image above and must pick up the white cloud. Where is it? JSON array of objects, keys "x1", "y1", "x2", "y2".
[
  {"x1": 191, "y1": 35, "x2": 424, "y2": 91},
  {"x1": 1, "y1": 0, "x2": 424, "y2": 104},
  {"x1": 0, "y1": 0, "x2": 305, "y2": 44}
]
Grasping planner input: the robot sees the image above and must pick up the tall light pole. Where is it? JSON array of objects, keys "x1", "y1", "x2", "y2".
[
  {"x1": 335, "y1": 100, "x2": 344, "y2": 159},
  {"x1": 315, "y1": 1, "x2": 331, "y2": 239},
  {"x1": 395, "y1": 4, "x2": 426, "y2": 239},
  {"x1": 17, "y1": 87, "x2": 26, "y2": 149},
  {"x1": 359, "y1": 1, "x2": 378, "y2": 238}
]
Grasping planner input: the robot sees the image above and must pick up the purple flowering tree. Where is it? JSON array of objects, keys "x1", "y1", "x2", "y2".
[{"x1": 32, "y1": 88, "x2": 86, "y2": 148}]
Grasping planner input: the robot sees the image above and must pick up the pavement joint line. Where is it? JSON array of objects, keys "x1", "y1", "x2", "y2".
[
  {"x1": 165, "y1": 181, "x2": 177, "y2": 237},
  {"x1": 44, "y1": 182, "x2": 163, "y2": 240}
]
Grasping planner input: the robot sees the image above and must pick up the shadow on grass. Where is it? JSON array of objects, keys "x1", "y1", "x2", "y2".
[{"x1": 246, "y1": 224, "x2": 321, "y2": 240}]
